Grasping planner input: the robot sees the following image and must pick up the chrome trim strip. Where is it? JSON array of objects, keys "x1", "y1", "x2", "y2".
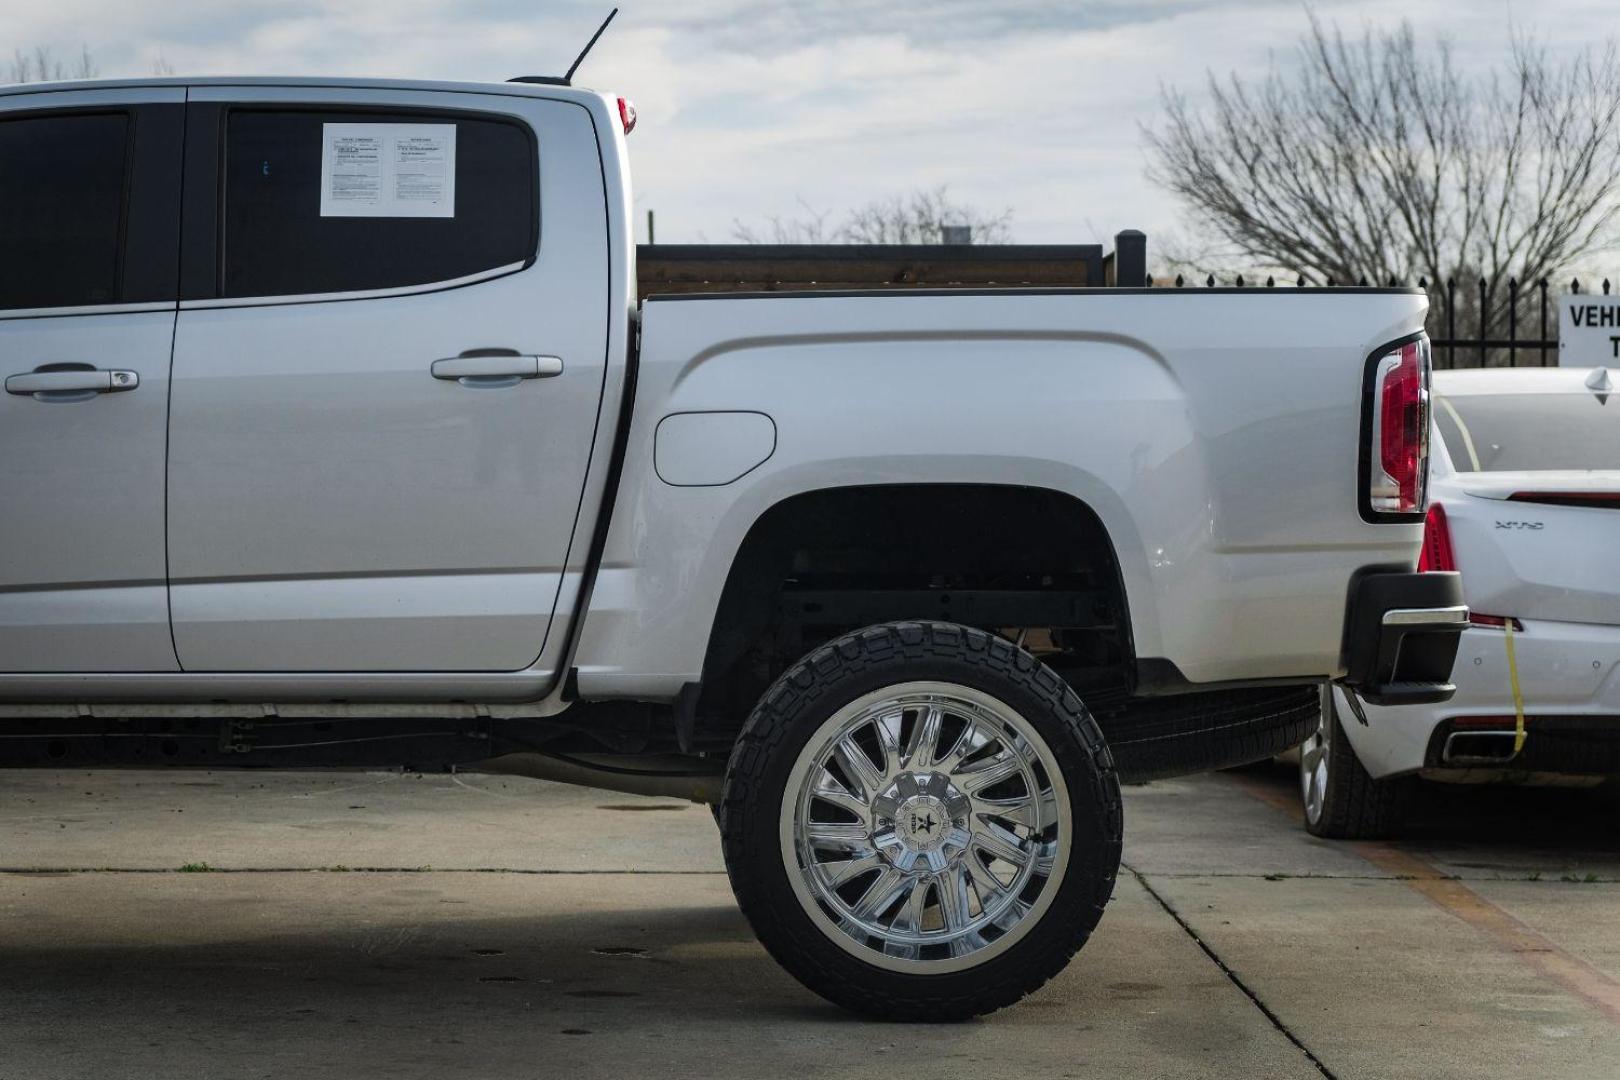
[
  {"x1": 1381, "y1": 605, "x2": 1470, "y2": 628},
  {"x1": 0, "y1": 301, "x2": 175, "y2": 321},
  {"x1": 179, "y1": 261, "x2": 527, "y2": 311}
]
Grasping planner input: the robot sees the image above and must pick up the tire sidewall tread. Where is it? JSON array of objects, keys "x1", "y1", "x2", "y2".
[{"x1": 1304, "y1": 689, "x2": 1415, "y2": 840}]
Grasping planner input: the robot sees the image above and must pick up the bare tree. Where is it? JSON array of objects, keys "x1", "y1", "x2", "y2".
[
  {"x1": 731, "y1": 196, "x2": 839, "y2": 244},
  {"x1": 839, "y1": 187, "x2": 1013, "y2": 245},
  {"x1": 9, "y1": 45, "x2": 97, "y2": 84},
  {"x1": 1145, "y1": 18, "x2": 1620, "y2": 290},
  {"x1": 734, "y1": 186, "x2": 1013, "y2": 244}
]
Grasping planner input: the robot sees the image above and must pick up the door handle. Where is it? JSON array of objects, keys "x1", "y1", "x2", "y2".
[
  {"x1": 430, "y1": 354, "x2": 563, "y2": 384},
  {"x1": 5, "y1": 367, "x2": 140, "y2": 400}
]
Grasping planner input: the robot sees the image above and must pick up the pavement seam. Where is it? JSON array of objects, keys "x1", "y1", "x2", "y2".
[
  {"x1": 1222, "y1": 771, "x2": 1620, "y2": 1028},
  {"x1": 1347, "y1": 842, "x2": 1620, "y2": 1026},
  {"x1": 1125, "y1": 863, "x2": 1340, "y2": 1080}
]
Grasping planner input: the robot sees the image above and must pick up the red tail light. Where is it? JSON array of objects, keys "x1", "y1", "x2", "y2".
[
  {"x1": 1451, "y1": 713, "x2": 1528, "y2": 726},
  {"x1": 1415, "y1": 502, "x2": 1516, "y2": 625},
  {"x1": 1416, "y1": 502, "x2": 1455, "y2": 572},
  {"x1": 1509, "y1": 491, "x2": 1620, "y2": 509},
  {"x1": 617, "y1": 96, "x2": 637, "y2": 135},
  {"x1": 1425, "y1": 498, "x2": 1509, "y2": 625},
  {"x1": 1369, "y1": 339, "x2": 1429, "y2": 514}
]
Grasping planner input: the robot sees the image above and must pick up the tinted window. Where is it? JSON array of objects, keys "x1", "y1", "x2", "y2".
[
  {"x1": 0, "y1": 112, "x2": 130, "y2": 309},
  {"x1": 222, "y1": 109, "x2": 535, "y2": 298},
  {"x1": 1436, "y1": 391, "x2": 1620, "y2": 472}
]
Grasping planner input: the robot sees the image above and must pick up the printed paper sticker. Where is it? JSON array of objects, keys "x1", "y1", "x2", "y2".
[{"x1": 320, "y1": 123, "x2": 456, "y2": 218}]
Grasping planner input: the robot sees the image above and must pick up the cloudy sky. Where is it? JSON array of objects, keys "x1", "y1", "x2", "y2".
[{"x1": 4, "y1": 1, "x2": 1613, "y2": 246}]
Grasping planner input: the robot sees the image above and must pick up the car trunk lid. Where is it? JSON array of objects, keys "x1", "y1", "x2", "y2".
[{"x1": 1442, "y1": 472, "x2": 1620, "y2": 626}]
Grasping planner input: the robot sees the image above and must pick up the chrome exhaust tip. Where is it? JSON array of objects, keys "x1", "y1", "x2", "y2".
[{"x1": 1441, "y1": 729, "x2": 1520, "y2": 766}]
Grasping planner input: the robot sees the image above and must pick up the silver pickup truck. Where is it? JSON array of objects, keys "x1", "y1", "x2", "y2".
[{"x1": 0, "y1": 76, "x2": 1466, "y2": 1019}]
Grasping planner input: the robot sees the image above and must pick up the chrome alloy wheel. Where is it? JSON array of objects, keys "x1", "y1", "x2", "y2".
[
  {"x1": 779, "y1": 682, "x2": 1071, "y2": 973},
  {"x1": 1300, "y1": 686, "x2": 1333, "y2": 825}
]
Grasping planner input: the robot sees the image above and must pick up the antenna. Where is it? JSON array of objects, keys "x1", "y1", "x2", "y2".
[
  {"x1": 565, "y1": 7, "x2": 619, "y2": 83},
  {"x1": 509, "y1": 8, "x2": 619, "y2": 87}
]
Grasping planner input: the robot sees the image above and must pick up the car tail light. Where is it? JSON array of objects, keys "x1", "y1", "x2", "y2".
[
  {"x1": 1450, "y1": 713, "x2": 1530, "y2": 727},
  {"x1": 1367, "y1": 338, "x2": 1430, "y2": 514},
  {"x1": 617, "y1": 96, "x2": 637, "y2": 135},
  {"x1": 1416, "y1": 502, "x2": 1518, "y2": 626},
  {"x1": 1508, "y1": 491, "x2": 1620, "y2": 509},
  {"x1": 1416, "y1": 502, "x2": 1455, "y2": 572}
]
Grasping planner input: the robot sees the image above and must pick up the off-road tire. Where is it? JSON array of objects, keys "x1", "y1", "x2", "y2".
[
  {"x1": 720, "y1": 621, "x2": 1123, "y2": 1021},
  {"x1": 1302, "y1": 685, "x2": 1416, "y2": 839}
]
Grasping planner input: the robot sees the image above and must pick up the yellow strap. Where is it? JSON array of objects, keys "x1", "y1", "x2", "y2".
[{"x1": 1504, "y1": 620, "x2": 1527, "y2": 754}]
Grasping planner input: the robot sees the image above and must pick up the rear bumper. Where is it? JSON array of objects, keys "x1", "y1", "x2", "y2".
[
  {"x1": 1426, "y1": 716, "x2": 1620, "y2": 774},
  {"x1": 1340, "y1": 571, "x2": 1467, "y2": 705},
  {"x1": 1337, "y1": 618, "x2": 1620, "y2": 778}
]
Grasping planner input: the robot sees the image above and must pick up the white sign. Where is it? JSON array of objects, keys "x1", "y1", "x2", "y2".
[
  {"x1": 1558, "y1": 293, "x2": 1620, "y2": 367},
  {"x1": 319, "y1": 123, "x2": 456, "y2": 218}
]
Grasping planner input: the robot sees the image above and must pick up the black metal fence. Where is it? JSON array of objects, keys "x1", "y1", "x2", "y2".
[{"x1": 1151, "y1": 269, "x2": 1617, "y2": 370}]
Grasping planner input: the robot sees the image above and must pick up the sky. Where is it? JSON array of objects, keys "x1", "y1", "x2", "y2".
[{"x1": 3, "y1": 0, "x2": 1615, "y2": 249}]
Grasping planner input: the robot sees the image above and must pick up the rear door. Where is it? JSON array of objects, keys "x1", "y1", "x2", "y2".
[
  {"x1": 0, "y1": 90, "x2": 183, "y2": 672},
  {"x1": 166, "y1": 88, "x2": 610, "y2": 671}
]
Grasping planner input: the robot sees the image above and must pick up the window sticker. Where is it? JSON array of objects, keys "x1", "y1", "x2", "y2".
[{"x1": 319, "y1": 123, "x2": 456, "y2": 218}]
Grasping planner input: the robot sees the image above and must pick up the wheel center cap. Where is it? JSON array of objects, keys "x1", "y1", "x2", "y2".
[
  {"x1": 893, "y1": 794, "x2": 951, "y2": 852},
  {"x1": 872, "y1": 773, "x2": 970, "y2": 870}
]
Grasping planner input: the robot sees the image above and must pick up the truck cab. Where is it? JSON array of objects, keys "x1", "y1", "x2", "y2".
[{"x1": 1, "y1": 79, "x2": 631, "y2": 688}]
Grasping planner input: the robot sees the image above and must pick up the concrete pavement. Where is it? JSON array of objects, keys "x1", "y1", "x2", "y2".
[{"x1": 2, "y1": 764, "x2": 1617, "y2": 1078}]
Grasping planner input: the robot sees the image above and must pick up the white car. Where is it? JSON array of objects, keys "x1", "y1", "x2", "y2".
[{"x1": 1302, "y1": 365, "x2": 1620, "y2": 838}]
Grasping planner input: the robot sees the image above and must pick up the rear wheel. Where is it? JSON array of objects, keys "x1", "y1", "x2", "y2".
[
  {"x1": 1300, "y1": 685, "x2": 1416, "y2": 839},
  {"x1": 720, "y1": 621, "x2": 1122, "y2": 1021}
]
